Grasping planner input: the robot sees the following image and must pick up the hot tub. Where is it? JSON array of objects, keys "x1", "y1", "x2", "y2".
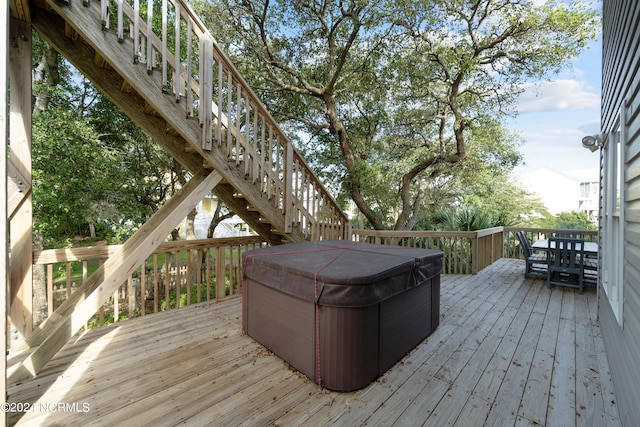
[{"x1": 242, "y1": 240, "x2": 443, "y2": 391}]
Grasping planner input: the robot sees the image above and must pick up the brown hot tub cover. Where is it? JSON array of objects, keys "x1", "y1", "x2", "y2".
[{"x1": 242, "y1": 240, "x2": 443, "y2": 391}]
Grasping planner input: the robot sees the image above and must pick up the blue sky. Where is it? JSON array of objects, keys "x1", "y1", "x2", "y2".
[{"x1": 511, "y1": 32, "x2": 602, "y2": 177}]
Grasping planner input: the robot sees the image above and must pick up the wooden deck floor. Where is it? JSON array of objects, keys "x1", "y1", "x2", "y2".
[{"x1": 7, "y1": 258, "x2": 620, "y2": 426}]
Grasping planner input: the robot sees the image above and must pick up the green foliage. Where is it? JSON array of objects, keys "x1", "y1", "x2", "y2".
[
  {"x1": 86, "y1": 94, "x2": 179, "y2": 225},
  {"x1": 531, "y1": 210, "x2": 597, "y2": 230},
  {"x1": 556, "y1": 211, "x2": 597, "y2": 230},
  {"x1": 87, "y1": 311, "x2": 131, "y2": 329},
  {"x1": 31, "y1": 49, "x2": 180, "y2": 247},
  {"x1": 32, "y1": 106, "x2": 119, "y2": 246},
  {"x1": 160, "y1": 283, "x2": 211, "y2": 310},
  {"x1": 432, "y1": 207, "x2": 500, "y2": 231},
  {"x1": 31, "y1": 2, "x2": 600, "y2": 241}
]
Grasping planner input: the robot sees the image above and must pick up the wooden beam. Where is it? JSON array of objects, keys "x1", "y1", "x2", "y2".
[
  {"x1": 9, "y1": 0, "x2": 30, "y2": 22},
  {"x1": 8, "y1": 170, "x2": 223, "y2": 382},
  {"x1": 8, "y1": 16, "x2": 33, "y2": 345},
  {"x1": 2, "y1": 5, "x2": 11, "y2": 426}
]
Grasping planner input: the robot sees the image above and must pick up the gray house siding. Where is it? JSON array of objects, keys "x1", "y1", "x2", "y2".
[{"x1": 600, "y1": 1, "x2": 640, "y2": 425}]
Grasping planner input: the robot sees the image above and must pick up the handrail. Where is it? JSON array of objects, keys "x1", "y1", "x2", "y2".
[{"x1": 101, "y1": 0, "x2": 348, "y2": 240}]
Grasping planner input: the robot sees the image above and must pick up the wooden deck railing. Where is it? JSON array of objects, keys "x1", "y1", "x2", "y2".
[
  {"x1": 351, "y1": 227, "x2": 598, "y2": 274},
  {"x1": 351, "y1": 228, "x2": 504, "y2": 274},
  {"x1": 99, "y1": 0, "x2": 348, "y2": 240},
  {"x1": 33, "y1": 236, "x2": 267, "y2": 328},
  {"x1": 31, "y1": 227, "x2": 597, "y2": 330}
]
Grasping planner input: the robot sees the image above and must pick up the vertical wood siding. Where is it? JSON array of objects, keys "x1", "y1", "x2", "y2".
[{"x1": 600, "y1": 1, "x2": 640, "y2": 425}]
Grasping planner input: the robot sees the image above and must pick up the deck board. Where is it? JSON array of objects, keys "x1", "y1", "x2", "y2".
[{"x1": 7, "y1": 259, "x2": 622, "y2": 426}]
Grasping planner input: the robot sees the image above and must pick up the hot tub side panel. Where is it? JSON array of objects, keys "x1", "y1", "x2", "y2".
[
  {"x1": 243, "y1": 277, "x2": 315, "y2": 380},
  {"x1": 379, "y1": 276, "x2": 440, "y2": 373},
  {"x1": 431, "y1": 275, "x2": 441, "y2": 330},
  {"x1": 319, "y1": 305, "x2": 380, "y2": 392}
]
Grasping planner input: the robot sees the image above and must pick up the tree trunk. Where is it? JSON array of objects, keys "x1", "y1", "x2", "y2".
[
  {"x1": 32, "y1": 42, "x2": 60, "y2": 117},
  {"x1": 32, "y1": 233, "x2": 47, "y2": 328},
  {"x1": 207, "y1": 200, "x2": 235, "y2": 238},
  {"x1": 324, "y1": 95, "x2": 385, "y2": 229}
]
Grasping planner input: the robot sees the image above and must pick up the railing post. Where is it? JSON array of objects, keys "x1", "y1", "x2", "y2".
[
  {"x1": 495, "y1": 230, "x2": 504, "y2": 261},
  {"x1": 472, "y1": 233, "x2": 479, "y2": 274},
  {"x1": 345, "y1": 221, "x2": 352, "y2": 241}
]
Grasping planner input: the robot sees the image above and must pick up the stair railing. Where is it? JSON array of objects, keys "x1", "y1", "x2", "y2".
[{"x1": 100, "y1": 0, "x2": 349, "y2": 240}]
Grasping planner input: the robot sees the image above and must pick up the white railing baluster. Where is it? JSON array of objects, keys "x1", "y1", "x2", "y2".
[
  {"x1": 101, "y1": 0, "x2": 108, "y2": 28},
  {"x1": 235, "y1": 83, "x2": 241, "y2": 165},
  {"x1": 216, "y1": 62, "x2": 223, "y2": 145},
  {"x1": 117, "y1": 0, "x2": 124, "y2": 41},
  {"x1": 133, "y1": 0, "x2": 140, "y2": 62},
  {"x1": 275, "y1": 138, "x2": 281, "y2": 208},
  {"x1": 252, "y1": 110, "x2": 258, "y2": 182},
  {"x1": 146, "y1": 0, "x2": 154, "y2": 73},
  {"x1": 162, "y1": 0, "x2": 168, "y2": 90},
  {"x1": 244, "y1": 96, "x2": 250, "y2": 176},
  {"x1": 174, "y1": 3, "x2": 181, "y2": 102},
  {"x1": 260, "y1": 120, "x2": 266, "y2": 190},
  {"x1": 284, "y1": 144, "x2": 293, "y2": 232},
  {"x1": 186, "y1": 20, "x2": 193, "y2": 116},
  {"x1": 267, "y1": 127, "x2": 273, "y2": 199},
  {"x1": 226, "y1": 72, "x2": 233, "y2": 154},
  {"x1": 200, "y1": 38, "x2": 213, "y2": 150}
]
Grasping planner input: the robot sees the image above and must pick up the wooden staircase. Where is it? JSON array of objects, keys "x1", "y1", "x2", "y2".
[
  {"x1": 32, "y1": 0, "x2": 348, "y2": 246},
  {"x1": 8, "y1": 0, "x2": 349, "y2": 382}
]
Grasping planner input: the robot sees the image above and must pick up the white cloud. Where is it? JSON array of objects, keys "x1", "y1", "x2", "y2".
[
  {"x1": 516, "y1": 79, "x2": 600, "y2": 114},
  {"x1": 512, "y1": 122, "x2": 601, "y2": 176}
]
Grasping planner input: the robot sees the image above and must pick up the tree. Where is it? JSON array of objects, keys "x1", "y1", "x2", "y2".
[
  {"x1": 33, "y1": 105, "x2": 118, "y2": 246},
  {"x1": 31, "y1": 35, "x2": 183, "y2": 247},
  {"x1": 87, "y1": 94, "x2": 181, "y2": 224},
  {"x1": 197, "y1": 0, "x2": 598, "y2": 229}
]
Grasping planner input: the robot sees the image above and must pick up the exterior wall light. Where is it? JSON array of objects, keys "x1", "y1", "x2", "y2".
[{"x1": 581, "y1": 134, "x2": 603, "y2": 152}]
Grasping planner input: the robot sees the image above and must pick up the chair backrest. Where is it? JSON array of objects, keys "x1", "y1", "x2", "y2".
[
  {"x1": 548, "y1": 237, "x2": 585, "y2": 270},
  {"x1": 516, "y1": 231, "x2": 532, "y2": 258},
  {"x1": 555, "y1": 230, "x2": 584, "y2": 239}
]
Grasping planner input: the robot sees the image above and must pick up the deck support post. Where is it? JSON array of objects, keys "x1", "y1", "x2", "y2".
[{"x1": 8, "y1": 16, "x2": 34, "y2": 348}]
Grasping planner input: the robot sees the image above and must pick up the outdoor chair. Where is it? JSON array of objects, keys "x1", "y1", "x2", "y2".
[
  {"x1": 581, "y1": 255, "x2": 598, "y2": 283},
  {"x1": 516, "y1": 231, "x2": 547, "y2": 279},
  {"x1": 559, "y1": 230, "x2": 598, "y2": 283},
  {"x1": 555, "y1": 230, "x2": 584, "y2": 239},
  {"x1": 547, "y1": 236, "x2": 585, "y2": 293}
]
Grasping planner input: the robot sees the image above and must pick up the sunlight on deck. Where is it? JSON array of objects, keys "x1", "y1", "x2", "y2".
[{"x1": 7, "y1": 258, "x2": 620, "y2": 426}]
